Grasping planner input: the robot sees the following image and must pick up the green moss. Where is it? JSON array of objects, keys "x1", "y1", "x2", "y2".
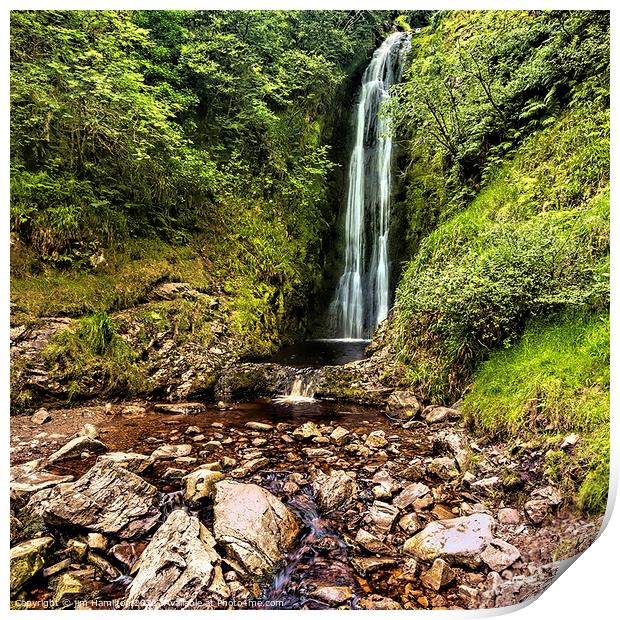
[{"x1": 463, "y1": 311, "x2": 609, "y2": 514}]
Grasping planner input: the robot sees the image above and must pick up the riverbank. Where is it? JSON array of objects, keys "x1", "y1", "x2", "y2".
[{"x1": 10, "y1": 396, "x2": 601, "y2": 610}]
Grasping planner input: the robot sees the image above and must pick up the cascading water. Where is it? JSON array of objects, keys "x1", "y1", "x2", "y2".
[{"x1": 330, "y1": 32, "x2": 411, "y2": 339}]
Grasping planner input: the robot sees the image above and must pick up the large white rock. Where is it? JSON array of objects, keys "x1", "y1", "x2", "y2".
[
  {"x1": 213, "y1": 481, "x2": 300, "y2": 578},
  {"x1": 403, "y1": 514, "x2": 495, "y2": 566},
  {"x1": 125, "y1": 510, "x2": 229, "y2": 609}
]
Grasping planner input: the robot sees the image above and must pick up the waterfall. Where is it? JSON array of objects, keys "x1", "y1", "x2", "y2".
[
  {"x1": 330, "y1": 32, "x2": 410, "y2": 339},
  {"x1": 273, "y1": 370, "x2": 319, "y2": 403}
]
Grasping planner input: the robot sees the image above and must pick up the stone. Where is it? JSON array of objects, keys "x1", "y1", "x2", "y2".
[
  {"x1": 312, "y1": 469, "x2": 357, "y2": 513},
  {"x1": 497, "y1": 508, "x2": 521, "y2": 525},
  {"x1": 151, "y1": 444, "x2": 192, "y2": 459},
  {"x1": 47, "y1": 436, "x2": 107, "y2": 463},
  {"x1": 87, "y1": 533, "x2": 107, "y2": 551},
  {"x1": 11, "y1": 471, "x2": 74, "y2": 502},
  {"x1": 303, "y1": 448, "x2": 333, "y2": 458},
  {"x1": 355, "y1": 528, "x2": 390, "y2": 554},
  {"x1": 428, "y1": 457, "x2": 459, "y2": 480},
  {"x1": 400, "y1": 462, "x2": 425, "y2": 481},
  {"x1": 359, "y1": 594, "x2": 402, "y2": 610},
  {"x1": 524, "y1": 499, "x2": 550, "y2": 525},
  {"x1": 163, "y1": 468, "x2": 187, "y2": 480},
  {"x1": 293, "y1": 421, "x2": 322, "y2": 440},
  {"x1": 229, "y1": 457, "x2": 269, "y2": 479},
  {"x1": 52, "y1": 573, "x2": 87, "y2": 606},
  {"x1": 330, "y1": 426, "x2": 350, "y2": 445},
  {"x1": 213, "y1": 481, "x2": 300, "y2": 578},
  {"x1": 153, "y1": 402, "x2": 206, "y2": 415},
  {"x1": 561, "y1": 433, "x2": 579, "y2": 450},
  {"x1": 27, "y1": 460, "x2": 161, "y2": 539},
  {"x1": 245, "y1": 422, "x2": 274, "y2": 431},
  {"x1": 66, "y1": 539, "x2": 88, "y2": 561},
  {"x1": 88, "y1": 551, "x2": 121, "y2": 580},
  {"x1": 184, "y1": 468, "x2": 226, "y2": 502},
  {"x1": 96, "y1": 452, "x2": 153, "y2": 474},
  {"x1": 312, "y1": 585, "x2": 353, "y2": 605},
  {"x1": 393, "y1": 482, "x2": 431, "y2": 510},
  {"x1": 365, "y1": 430, "x2": 388, "y2": 449},
  {"x1": 420, "y1": 558, "x2": 455, "y2": 591},
  {"x1": 125, "y1": 510, "x2": 229, "y2": 609},
  {"x1": 403, "y1": 514, "x2": 495, "y2": 566},
  {"x1": 42, "y1": 558, "x2": 72, "y2": 578},
  {"x1": 531, "y1": 485, "x2": 563, "y2": 506},
  {"x1": 422, "y1": 406, "x2": 460, "y2": 424},
  {"x1": 470, "y1": 476, "x2": 502, "y2": 496},
  {"x1": 185, "y1": 426, "x2": 201, "y2": 435},
  {"x1": 480, "y1": 538, "x2": 521, "y2": 572},
  {"x1": 368, "y1": 500, "x2": 399, "y2": 535},
  {"x1": 10, "y1": 536, "x2": 54, "y2": 593},
  {"x1": 399, "y1": 513, "x2": 423, "y2": 535},
  {"x1": 31, "y1": 408, "x2": 51, "y2": 424},
  {"x1": 79, "y1": 423, "x2": 100, "y2": 439},
  {"x1": 387, "y1": 390, "x2": 421, "y2": 413},
  {"x1": 351, "y1": 556, "x2": 397, "y2": 576},
  {"x1": 110, "y1": 542, "x2": 144, "y2": 570}
]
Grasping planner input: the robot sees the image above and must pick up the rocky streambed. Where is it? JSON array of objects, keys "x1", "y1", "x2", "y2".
[{"x1": 10, "y1": 395, "x2": 601, "y2": 610}]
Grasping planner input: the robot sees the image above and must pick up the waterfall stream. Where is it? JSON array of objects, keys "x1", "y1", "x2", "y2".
[{"x1": 330, "y1": 32, "x2": 410, "y2": 339}]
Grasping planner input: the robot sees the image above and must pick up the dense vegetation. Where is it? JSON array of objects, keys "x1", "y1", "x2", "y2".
[
  {"x1": 10, "y1": 9, "x2": 390, "y2": 349},
  {"x1": 391, "y1": 10, "x2": 609, "y2": 512},
  {"x1": 10, "y1": 10, "x2": 609, "y2": 513}
]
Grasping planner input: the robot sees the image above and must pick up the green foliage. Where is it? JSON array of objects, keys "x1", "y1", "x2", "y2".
[
  {"x1": 395, "y1": 104, "x2": 609, "y2": 400},
  {"x1": 44, "y1": 312, "x2": 146, "y2": 399},
  {"x1": 463, "y1": 311, "x2": 609, "y2": 514},
  {"x1": 10, "y1": 9, "x2": 389, "y2": 350}
]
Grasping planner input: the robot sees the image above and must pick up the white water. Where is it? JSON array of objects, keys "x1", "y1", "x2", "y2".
[
  {"x1": 330, "y1": 32, "x2": 410, "y2": 339},
  {"x1": 273, "y1": 372, "x2": 319, "y2": 403}
]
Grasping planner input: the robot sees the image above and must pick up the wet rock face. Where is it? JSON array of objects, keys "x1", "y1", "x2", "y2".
[
  {"x1": 10, "y1": 536, "x2": 54, "y2": 594},
  {"x1": 312, "y1": 469, "x2": 357, "y2": 513},
  {"x1": 125, "y1": 510, "x2": 229, "y2": 609},
  {"x1": 403, "y1": 514, "x2": 495, "y2": 566},
  {"x1": 26, "y1": 460, "x2": 162, "y2": 539},
  {"x1": 213, "y1": 481, "x2": 300, "y2": 579},
  {"x1": 214, "y1": 363, "x2": 297, "y2": 400}
]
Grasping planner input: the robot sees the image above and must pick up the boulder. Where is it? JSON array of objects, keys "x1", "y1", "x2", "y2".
[
  {"x1": 351, "y1": 556, "x2": 397, "y2": 576},
  {"x1": 480, "y1": 538, "x2": 521, "y2": 572},
  {"x1": 470, "y1": 476, "x2": 502, "y2": 496},
  {"x1": 524, "y1": 499, "x2": 550, "y2": 525},
  {"x1": 27, "y1": 460, "x2": 161, "y2": 539},
  {"x1": 387, "y1": 390, "x2": 421, "y2": 414},
  {"x1": 47, "y1": 436, "x2": 107, "y2": 463},
  {"x1": 125, "y1": 510, "x2": 229, "y2": 609},
  {"x1": 398, "y1": 513, "x2": 423, "y2": 535},
  {"x1": 51, "y1": 572, "x2": 87, "y2": 607},
  {"x1": 312, "y1": 470, "x2": 357, "y2": 513},
  {"x1": 403, "y1": 514, "x2": 495, "y2": 566},
  {"x1": 213, "y1": 481, "x2": 300, "y2": 578},
  {"x1": 184, "y1": 468, "x2": 226, "y2": 502},
  {"x1": 10, "y1": 536, "x2": 54, "y2": 593}
]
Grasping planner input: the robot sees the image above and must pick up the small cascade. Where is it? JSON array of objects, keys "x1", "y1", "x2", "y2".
[{"x1": 273, "y1": 369, "x2": 320, "y2": 404}]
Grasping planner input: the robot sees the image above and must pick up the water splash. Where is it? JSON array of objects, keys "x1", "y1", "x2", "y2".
[
  {"x1": 273, "y1": 370, "x2": 319, "y2": 404},
  {"x1": 330, "y1": 32, "x2": 411, "y2": 339}
]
